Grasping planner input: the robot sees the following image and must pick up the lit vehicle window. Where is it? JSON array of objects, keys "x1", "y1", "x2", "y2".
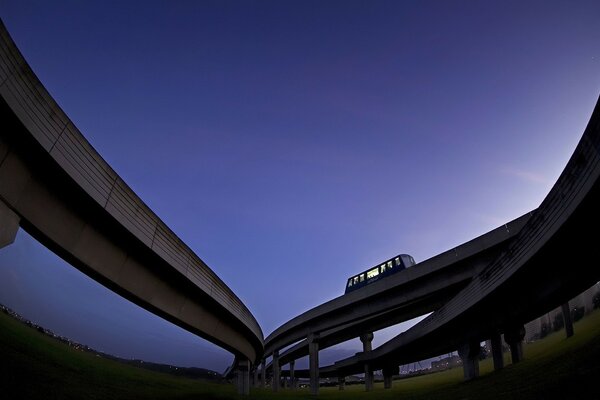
[
  {"x1": 353, "y1": 276, "x2": 359, "y2": 285},
  {"x1": 359, "y1": 274, "x2": 365, "y2": 282},
  {"x1": 381, "y1": 264, "x2": 386, "y2": 273},
  {"x1": 367, "y1": 268, "x2": 380, "y2": 279},
  {"x1": 395, "y1": 257, "x2": 400, "y2": 266},
  {"x1": 387, "y1": 261, "x2": 393, "y2": 269},
  {"x1": 347, "y1": 280, "x2": 353, "y2": 288}
]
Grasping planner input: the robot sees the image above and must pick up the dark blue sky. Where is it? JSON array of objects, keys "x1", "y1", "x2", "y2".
[{"x1": 0, "y1": 1, "x2": 599, "y2": 372}]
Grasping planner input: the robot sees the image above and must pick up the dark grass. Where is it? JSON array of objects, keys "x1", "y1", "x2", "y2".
[
  {"x1": 0, "y1": 310, "x2": 236, "y2": 400},
  {"x1": 1, "y1": 309, "x2": 600, "y2": 399}
]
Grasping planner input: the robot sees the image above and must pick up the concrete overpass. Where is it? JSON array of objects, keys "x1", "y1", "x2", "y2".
[
  {"x1": 0, "y1": 20, "x2": 261, "y2": 394},
  {"x1": 320, "y1": 93, "x2": 600, "y2": 380},
  {"x1": 264, "y1": 94, "x2": 600, "y2": 394},
  {"x1": 261, "y1": 211, "x2": 532, "y2": 389}
]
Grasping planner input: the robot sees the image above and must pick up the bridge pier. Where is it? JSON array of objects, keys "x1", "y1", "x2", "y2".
[
  {"x1": 504, "y1": 325, "x2": 525, "y2": 364},
  {"x1": 0, "y1": 200, "x2": 19, "y2": 249},
  {"x1": 383, "y1": 365, "x2": 397, "y2": 389},
  {"x1": 360, "y1": 332, "x2": 374, "y2": 391},
  {"x1": 236, "y1": 359, "x2": 250, "y2": 395},
  {"x1": 272, "y1": 350, "x2": 280, "y2": 392},
  {"x1": 289, "y1": 359, "x2": 296, "y2": 390},
  {"x1": 458, "y1": 340, "x2": 480, "y2": 380},
  {"x1": 338, "y1": 375, "x2": 345, "y2": 390},
  {"x1": 490, "y1": 332, "x2": 504, "y2": 371},
  {"x1": 309, "y1": 333, "x2": 320, "y2": 396},
  {"x1": 561, "y1": 302, "x2": 574, "y2": 338}
]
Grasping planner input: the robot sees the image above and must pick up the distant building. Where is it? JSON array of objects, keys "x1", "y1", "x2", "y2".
[
  {"x1": 525, "y1": 282, "x2": 600, "y2": 342},
  {"x1": 431, "y1": 355, "x2": 461, "y2": 371}
]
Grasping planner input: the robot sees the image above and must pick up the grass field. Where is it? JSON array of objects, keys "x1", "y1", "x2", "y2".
[{"x1": 1, "y1": 309, "x2": 600, "y2": 399}]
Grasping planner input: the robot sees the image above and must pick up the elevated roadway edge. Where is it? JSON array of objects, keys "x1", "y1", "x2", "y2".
[
  {"x1": 0, "y1": 20, "x2": 263, "y2": 365},
  {"x1": 322, "y1": 94, "x2": 600, "y2": 377}
]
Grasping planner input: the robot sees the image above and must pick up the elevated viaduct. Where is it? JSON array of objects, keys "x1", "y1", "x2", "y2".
[
  {"x1": 261, "y1": 212, "x2": 531, "y2": 391},
  {"x1": 262, "y1": 96, "x2": 600, "y2": 394},
  {"x1": 0, "y1": 20, "x2": 262, "y2": 394}
]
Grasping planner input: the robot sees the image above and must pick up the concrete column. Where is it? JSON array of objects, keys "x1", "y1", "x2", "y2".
[
  {"x1": 309, "y1": 333, "x2": 320, "y2": 396},
  {"x1": 0, "y1": 201, "x2": 19, "y2": 249},
  {"x1": 253, "y1": 365, "x2": 259, "y2": 388},
  {"x1": 272, "y1": 350, "x2": 280, "y2": 392},
  {"x1": 236, "y1": 359, "x2": 250, "y2": 395},
  {"x1": 289, "y1": 360, "x2": 295, "y2": 390},
  {"x1": 360, "y1": 332, "x2": 374, "y2": 391},
  {"x1": 490, "y1": 332, "x2": 504, "y2": 371},
  {"x1": 383, "y1": 366, "x2": 397, "y2": 389},
  {"x1": 504, "y1": 325, "x2": 525, "y2": 364},
  {"x1": 561, "y1": 302, "x2": 574, "y2": 338},
  {"x1": 457, "y1": 340, "x2": 480, "y2": 381},
  {"x1": 261, "y1": 359, "x2": 266, "y2": 388},
  {"x1": 338, "y1": 375, "x2": 345, "y2": 391}
]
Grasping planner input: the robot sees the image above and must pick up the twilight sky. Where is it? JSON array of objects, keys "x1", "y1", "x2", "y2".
[{"x1": 0, "y1": 1, "x2": 599, "y2": 372}]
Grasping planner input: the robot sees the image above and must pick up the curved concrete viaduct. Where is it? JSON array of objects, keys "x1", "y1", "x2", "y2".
[
  {"x1": 261, "y1": 212, "x2": 531, "y2": 389},
  {"x1": 268, "y1": 94, "x2": 600, "y2": 393},
  {"x1": 0, "y1": 20, "x2": 262, "y2": 392},
  {"x1": 323, "y1": 93, "x2": 600, "y2": 379}
]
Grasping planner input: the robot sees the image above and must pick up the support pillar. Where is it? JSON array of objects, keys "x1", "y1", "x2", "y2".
[
  {"x1": 490, "y1": 332, "x2": 504, "y2": 371},
  {"x1": 504, "y1": 325, "x2": 525, "y2": 364},
  {"x1": 309, "y1": 333, "x2": 320, "y2": 396},
  {"x1": 457, "y1": 340, "x2": 480, "y2": 381},
  {"x1": 289, "y1": 360, "x2": 295, "y2": 390},
  {"x1": 0, "y1": 201, "x2": 19, "y2": 249},
  {"x1": 360, "y1": 332, "x2": 374, "y2": 391},
  {"x1": 236, "y1": 359, "x2": 250, "y2": 395},
  {"x1": 261, "y1": 359, "x2": 266, "y2": 388},
  {"x1": 383, "y1": 366, "x2": 397, "y2": 389},
  {"x1": 253, "y1": 365, "x2": 259, "y2": 388},
  {"x1": 272, "y1": 350, "x2": 280, "y2": 392},
  {"x1": 561, "y1": 302, "x2": 574, "y2": 338},
  {"x1": 338, "y1": 375, "x2": 345, "y2": 391}
]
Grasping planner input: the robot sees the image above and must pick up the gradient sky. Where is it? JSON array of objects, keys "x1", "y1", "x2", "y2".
[{"x1": 0, "y1": 1, "x2": 599, "y2": 372}]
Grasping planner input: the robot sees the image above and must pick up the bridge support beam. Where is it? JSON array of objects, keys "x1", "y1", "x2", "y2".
[
  {"x1": 338, "y1": 375, "x2": 345, "y2": 391},
  {"x1": 309, "y1": 333, "x2": 320, "y2": 396},
  {"x1": 490, "y1": 332, "x2": 504, "y2": 371},
  {"x1": 272, "y1": 350, "x2": 280, "y2": 392},
  {"x1": 383, "y1": 366, "x2": 397, "y2": 389},
  {"x1": 458, "y1": 340, "x2": 480, "y2": 381},
  {"x1": 360, "y1": 332, "x2": 374, "y2": 391},
  {"x1": 504, "y1": 325, "x2": 525, "y2": 364},
  {"x1": 561, "y1": 302, "x2": 574, "y2": 338},
  {"x1": 0, "y1": 200, "x2": 19, "y2": 249},
  {"x1": 289, "y1": 360, "x2": 296, "y2": 390},
  {"x1": 236, "y1": 359, "x2": 250, "y2": 395}
]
